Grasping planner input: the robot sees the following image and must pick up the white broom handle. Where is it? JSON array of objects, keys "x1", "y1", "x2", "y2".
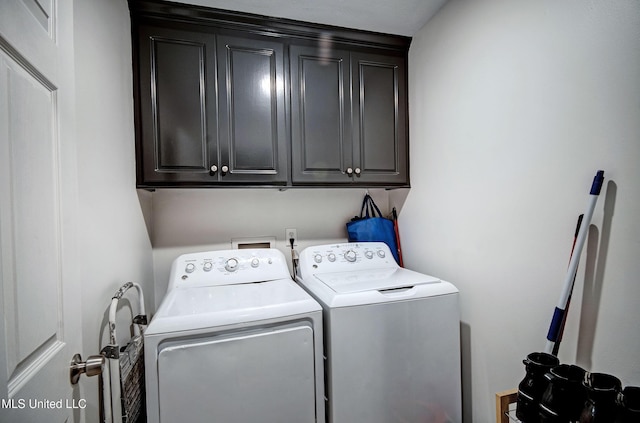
[{"x1": 545, "y1": 171, "x2": 604, "y2": 354}]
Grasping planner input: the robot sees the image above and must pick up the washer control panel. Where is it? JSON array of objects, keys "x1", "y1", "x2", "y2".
[
  {"x1": 168, "y1": 248, "x2": 291, "y2": 290},
  {"x1": 298, "y1": 242, "x2": 397, "y2": 280}
]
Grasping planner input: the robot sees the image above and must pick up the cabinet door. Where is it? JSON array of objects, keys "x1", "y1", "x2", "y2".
[
  {"x1": 216, "y1": 34, "x2": 287, "y2": 184},
  {"x1": 351, "y1": 52, "x2": 408, "y2": 185},
  {"x1": 136, "y1": 25, "x2": 218, "y2": 186},
  {"x1": 290, "y1": 45, "x2": 352, "y2": 184}
]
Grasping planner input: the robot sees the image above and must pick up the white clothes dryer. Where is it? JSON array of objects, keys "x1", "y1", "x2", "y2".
[
  {"x1": 296, "y1": 242, "x2": 461, "y2": 423},
  {"x1": 145, "y1": 248, "x2": 325, "y2": 423}
]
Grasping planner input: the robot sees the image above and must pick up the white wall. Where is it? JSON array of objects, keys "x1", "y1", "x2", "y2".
[
  {"x1": 74, "y1": 0, "x2": 154, "y2": 421},
  {"x1": 150, "y1": 188, "x2": 391, "y2": 308},
  {"x1": 398, "y1": 1, "x2": 640, "y2": 421}
]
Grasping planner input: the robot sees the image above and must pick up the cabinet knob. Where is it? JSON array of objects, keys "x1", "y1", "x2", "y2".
[
  {"x1": 210, "y1": 165, "x2": 218, "y2": 173},
  {"x1": 354, "y1": 167, "x2": 361, "y2": 175},
  {"x1": 346, "y1": 167, "x2": 354, "y2": 175},
  {"x1": 221, "y1": 165, "x2": 229, "y2": 173}
]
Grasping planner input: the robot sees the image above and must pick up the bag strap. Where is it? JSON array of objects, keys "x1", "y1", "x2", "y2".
[
  {"x1": 359, "y1": 195, "x2": 371, "y2": 218},
  {"x1": 368, "y1": 195, "x2": 384, "y2": 218},
  {"x1": 360, "y1": 194, "x2": 384, "y2": 218}
]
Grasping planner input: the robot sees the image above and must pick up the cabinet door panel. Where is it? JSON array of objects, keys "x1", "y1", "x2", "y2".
[
  {"x1": 217, "y1": 35, "x2": 287, "y2": 183},
  {"x1": 137, "y1": 26, "x2": 218, "y2": 184},
  {"x1": 352, "y1": 53, "x2": 408, "y2": 185},
  {"x1": 154, "y1": 39, "x2": 206, "y2": 170},
  {"x1": 291, "y1": 45, "x2": 351, "y2": 184}
]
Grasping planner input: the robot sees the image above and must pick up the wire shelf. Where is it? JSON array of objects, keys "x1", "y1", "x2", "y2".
[{"x1": 506, "y1": 409, "x2": 522, "y2": 422}]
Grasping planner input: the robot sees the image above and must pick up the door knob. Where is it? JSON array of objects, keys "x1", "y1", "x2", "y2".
[
  {"x1": 354, "y1": 167, "x2": 361, "y2": 175},
  {"x1": 69, "y1": 353, "x2": 105, "y2": 385},
  {"x1": 221, "y1": 165, "x2": 229, "y2": 173},
  {"x1": 210, "y1": 165, "x2": 218, "y2": 173},
  {"x1": 346, "y1": 167, "x2": 353, "y2": 175}
]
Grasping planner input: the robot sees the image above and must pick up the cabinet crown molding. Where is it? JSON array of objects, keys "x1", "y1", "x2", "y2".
[{"x1": 128, "y1": 0, "x2": 412, "y2": 52}]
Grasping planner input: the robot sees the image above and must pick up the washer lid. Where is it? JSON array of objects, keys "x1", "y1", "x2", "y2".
[
  {"x1": 315, "y1": 267, "x2": 440, "y2": 294},
  {"x1": 146, "y1": 278, "x2": 321, "y2": 335},
  {"x1": 298, "y1": 267, "x2": 458, "y2": 308}
]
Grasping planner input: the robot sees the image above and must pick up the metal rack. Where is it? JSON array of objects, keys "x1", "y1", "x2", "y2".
[{"x1": 100, "y1": 282, "x2": 147, "y2": 423}]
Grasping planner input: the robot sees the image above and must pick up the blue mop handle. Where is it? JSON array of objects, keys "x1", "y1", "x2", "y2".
[
  {"x1": 545, "y1": 171, "x2": 604, "y2": 354},
  {"x1": 590, "y1": 171, "x2": 605, "y2": 196}
]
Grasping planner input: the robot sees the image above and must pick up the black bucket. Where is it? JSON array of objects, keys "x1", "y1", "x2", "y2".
[
  {"x1": 539, "y1": 364, "x2": 588, "y2": 423},
  {"x1": 516, "y1": 352, "x2": 560, "y2": 422}
]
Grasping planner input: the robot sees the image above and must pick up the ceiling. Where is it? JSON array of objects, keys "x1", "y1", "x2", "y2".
[{"x1": 171, "y1": 0, "x2": 448, "y2": 37}]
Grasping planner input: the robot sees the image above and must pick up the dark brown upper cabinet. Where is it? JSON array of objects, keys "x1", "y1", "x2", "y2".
[
  {"x1": 135, "y1": 25, "x2": 218, "y2": 186},
  {"x1": 290, "y1": 45, "x2": 352, "y2": 184},
  {"x1": 290, "y1": 46, "x2": 407, "y2": 186},
  {"x1": 133, "y1": 25, "x2": 287, "y2": 187},
  {"x1": 129, "y1": 0, "x2": 410, "y2": 188},
  {"x1": 215, "y1": 33, "x2": 287, "y2": 185}
]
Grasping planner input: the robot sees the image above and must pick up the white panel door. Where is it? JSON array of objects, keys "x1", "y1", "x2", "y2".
[{"x1": 0, "y1": 1, "x2": 82, "y2": 422}]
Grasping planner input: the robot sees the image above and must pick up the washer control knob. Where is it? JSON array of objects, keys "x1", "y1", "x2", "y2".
[
  {"x1": 203, "y1": 262, "x2": 213, "y2": 272},
  {"x1": 377, "y1": 250, "x2": 386, "y2": 258},
  {"x1": 328, "y1": 253, "x2": 336, "y2": 262},
  {"x1": 225, "y1": 258, "x2": 239, "y2": 272},
  {"x1": 344, "y1": 250, "x2": 357, "y2": 262},
  {"x1": 314, "y1": 254, "x2": 323, "y2": 264},
  {"x1": 185, "y1": 263, "x2": 196, "y2": 273},
  {"x1": 365, "y1": 251, "x2": 374, "y2": 259},
  {"x1": 251, "y1": 258, "x2": 260, "y2": 268}
]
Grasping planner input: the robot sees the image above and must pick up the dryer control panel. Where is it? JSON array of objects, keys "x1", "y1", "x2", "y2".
[
  {"x1": 298, "y1": 242, "x2": 397, "y2": 280},
  {"x1": 168, "y1": 248, "x2": 291, "y2": 290}
]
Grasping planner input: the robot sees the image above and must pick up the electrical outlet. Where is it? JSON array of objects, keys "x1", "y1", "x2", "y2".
[{"x1": 285, "y1": 228, "x2": 297, "y2": 247}]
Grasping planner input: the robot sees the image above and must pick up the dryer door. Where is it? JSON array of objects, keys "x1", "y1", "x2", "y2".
[{"x1": 157, "y1": 324, "x2": 317, "y2": 423}]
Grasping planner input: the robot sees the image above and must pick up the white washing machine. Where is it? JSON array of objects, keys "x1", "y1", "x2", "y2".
[
  {"x1": 296, "y1": 242, "x2": 461, "y2": 423},
  {"x1": 145, "y1": 248, "x2": 325, "y2": 423}
]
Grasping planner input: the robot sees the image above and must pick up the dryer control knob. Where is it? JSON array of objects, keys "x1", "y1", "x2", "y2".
[
  {"x1": 185, "y1": 263, "x2": 196, "y2": 273},
  {"x1": 314, "y1": 254, "x2": 323, "y2": 264},
  {"x1": 251, "y1": 258, "x2": 260, "y2": 268},
  {"x1": 225, "y1": 258, "x2": 239, "y2": 272},
  {"x1": 344, "y1": 250, "x2": 357, "y2": 262},
  {"x1": 377, "y1": 250, "x2": 386, "y2": 258},
  {"x1": 328, "y1": 253, "x2": 336, "y2": 262},
  {"x1": 203, "y1": 262, "x2": 213, "y2": 272},
  {"x1": 365, "y1": 251, "x2": 374, "y2": 259}
]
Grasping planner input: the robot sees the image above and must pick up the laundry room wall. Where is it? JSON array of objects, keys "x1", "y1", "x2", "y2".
[
  {"x1": 74, "y1": 0, "x2": 155, "y2": 420},
  {"x1": 395, "y1": 0, "x2": 640, "y2": 421},
  {"x1": 149, "y1": 188, "x2": 390, "y2": 309}
]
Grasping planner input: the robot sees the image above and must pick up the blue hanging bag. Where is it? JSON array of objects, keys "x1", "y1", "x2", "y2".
[{"x1": 347, "y1": 194, "x2": 400, "y2": 264}]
